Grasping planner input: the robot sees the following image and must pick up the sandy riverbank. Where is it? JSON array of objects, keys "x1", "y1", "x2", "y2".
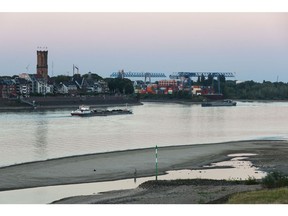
[
  {"x1": 0, "y1": 140, "x2": 288, "y2": 194},
  {"x1": 53, "y1": 140, "x2": 288, "y2": 204}
]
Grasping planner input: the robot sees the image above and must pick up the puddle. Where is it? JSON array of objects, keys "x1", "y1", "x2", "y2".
[
  {"x1": 163, "y1": 153, "x2": 266, "y2": 181},
  {"x1": 0, "y1": 153, "x2": 266, "y2": 204}
]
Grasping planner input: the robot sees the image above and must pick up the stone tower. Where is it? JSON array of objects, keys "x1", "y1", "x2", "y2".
[{"x1": 36, "y1": 50, "x2": 48, "y2": 79}]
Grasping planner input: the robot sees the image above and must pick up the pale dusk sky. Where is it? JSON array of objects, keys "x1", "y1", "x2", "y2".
[{"x1": 0, "y1": 12, "x2": 288, "y2": 82}]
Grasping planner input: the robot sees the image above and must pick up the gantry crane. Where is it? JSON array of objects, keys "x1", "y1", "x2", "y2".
[
  {"x1": 169, "y1": 72, "x2": 236, "y2": 94},
  {"x1": 110, "y1": 70, "x2": 166, "y2": 83}
]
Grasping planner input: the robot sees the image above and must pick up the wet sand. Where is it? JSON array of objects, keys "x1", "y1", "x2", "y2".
[
  {"x1": 53, "y1": 140, "x2": 288, "y2": 204},
  {"x1": 1, "y1": 140, "x2": 288, "y2": 192}
]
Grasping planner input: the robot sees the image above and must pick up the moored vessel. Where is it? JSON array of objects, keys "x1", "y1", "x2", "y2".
[{"x1": 201, "y1": 100, "x2": 237, "y2": 107}]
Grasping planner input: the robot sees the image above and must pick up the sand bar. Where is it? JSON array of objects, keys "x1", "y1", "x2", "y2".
[{"x1": 0, "y1": 140, "x2": 288, "y2": 192}]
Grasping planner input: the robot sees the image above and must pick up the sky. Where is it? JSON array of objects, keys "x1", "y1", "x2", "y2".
[{"x1": 0, "y1": 12, "x2": 288, "y2": 82}]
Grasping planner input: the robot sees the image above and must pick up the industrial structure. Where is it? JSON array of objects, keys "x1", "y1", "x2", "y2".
[
  {"x1": 169, "y1": 71, "x2": 236, "y2": 94},
  {"x1": 131, "y1": 71, "x2": 236, "y2": 97},
  {"x1": 110, "y1": 70, "x2": 166, "y2": 83},
  {"x1": 36, "y1": 48, "x2": 48, "y2": 79},
  {"x1": 111, "y1": 69, "x2": 236, "y2": 96},
  {"x1": 169, "y1": 72, "x2": 235, "y2": 79}
]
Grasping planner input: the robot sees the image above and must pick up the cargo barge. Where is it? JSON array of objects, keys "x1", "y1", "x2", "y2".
[{"x1": 71, "y1": 105, "x2": 132, "y2": 117}]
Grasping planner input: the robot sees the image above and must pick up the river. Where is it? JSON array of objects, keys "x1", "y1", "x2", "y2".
[{"x1": 0, "y1": 101, "x2": 288, "y2": 167}]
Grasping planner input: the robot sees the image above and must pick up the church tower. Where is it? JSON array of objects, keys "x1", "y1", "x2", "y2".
[{"x1": 36, "y1": 49, "x2": 48, "y2": 79}]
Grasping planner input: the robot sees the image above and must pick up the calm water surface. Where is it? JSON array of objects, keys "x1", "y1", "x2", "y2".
[{"x1": 0, "y1": 101, "x2": 288, "y2": 167}]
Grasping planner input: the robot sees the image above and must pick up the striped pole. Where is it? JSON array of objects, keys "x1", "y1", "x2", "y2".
[{"x1": 155, "y1": 145, "x2": 158, "y2": 181}]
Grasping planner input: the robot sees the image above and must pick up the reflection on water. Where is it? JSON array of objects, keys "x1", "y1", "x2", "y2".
[
  {"x1": 34, "y1": 116, "x2": 48, "y2": 158},
  {"x1": 1, "y1": 102, "x2": 288, "y2": 167},
  {"x1": 0, "y1": 154, "x2": 266, "y2": 204}
]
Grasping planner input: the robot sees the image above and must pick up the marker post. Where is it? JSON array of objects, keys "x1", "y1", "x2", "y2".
[{"x1": 155, "y1": 145, "x2": 158, "y2": 181}]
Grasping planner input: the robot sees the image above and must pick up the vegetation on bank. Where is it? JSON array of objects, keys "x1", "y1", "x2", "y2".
[
  {"x1": 189, "y1": 76, "x2": 288, "y2": 100},
  {"x1": 227, "y1": 187, "x2": 288, "y2": 204},
  {"x1": 104, "y1": 78, "x2": 134, "y2": 94},
  {"x1": 139, "y1": 171, "x2": 288, "y2": 204},
  {"x1": 223, "y1": 80, "x2": 288, "y2": 100},
  {"x1": 227, "y1": 172, "x2": 288, "y2": 204},
  {"x1": 261, "y1": 171, "x2": 288, "y2": 189}
]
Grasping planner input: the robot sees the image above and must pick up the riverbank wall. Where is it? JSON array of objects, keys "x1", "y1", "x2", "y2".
[{"x1": 0, "y1": 95, "x2": 141, "y2": 111}]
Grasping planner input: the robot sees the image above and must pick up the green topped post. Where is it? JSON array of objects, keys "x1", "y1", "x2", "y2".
[{"x1": 155, "y1": 145, "x2": 158, "y2": 181}]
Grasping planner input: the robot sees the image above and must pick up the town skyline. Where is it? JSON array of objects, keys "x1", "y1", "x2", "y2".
[{"x1": 1, "y1": 12, "x2": 288, "y2": 82}]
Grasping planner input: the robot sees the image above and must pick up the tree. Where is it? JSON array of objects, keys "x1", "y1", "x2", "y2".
[
  {"x1": 105, "y1": 78, "x2": 134, "y2": 94},
  {"x1": 82, "y1": 73, "x2": 103, "y2": 81},
  {"x1": 53, "y1": 75, "x2": 71, "y2": 84},
  {"x1": 124, "y1": 81, "x2": 134, "y2": 94},
  {"x1": 105, "y1": 78, "x2": 117, "y2": 93}
]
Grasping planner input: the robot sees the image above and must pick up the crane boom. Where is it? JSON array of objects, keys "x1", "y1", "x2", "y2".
[
  {"x1": 110, "y1": 71, "x2": 166, "y2": 78},
  {"x1": 169, "y1": 72, "x2": 235, "y2": 79}
]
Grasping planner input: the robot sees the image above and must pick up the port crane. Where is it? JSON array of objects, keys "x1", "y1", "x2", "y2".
[
  {"x1": 110, "y1": 70, "x2": 166, "y2": 83},
  {"x1": 169, "y1": 72, "x2": 236, "y2": 94}
]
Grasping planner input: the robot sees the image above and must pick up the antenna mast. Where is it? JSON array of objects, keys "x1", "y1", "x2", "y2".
[{"x1": 52, "y1": 61, "x2": 54, "y2": 77}]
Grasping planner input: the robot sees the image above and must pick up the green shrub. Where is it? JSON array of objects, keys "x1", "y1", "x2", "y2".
[
  {"x1": 245, "y1": 176, "x2": 258, "y2": 185},
  {"x1": 261, "y1": 171, "x2": 288, "y2": 188}
]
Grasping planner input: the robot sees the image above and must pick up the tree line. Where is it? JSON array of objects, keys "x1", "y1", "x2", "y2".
[
  {"x1": 192, "y1": 75, "x2": 288, "y2": 100},
  {"x1": 223, "y1": 80, "x2": 288, "y2": 100}
]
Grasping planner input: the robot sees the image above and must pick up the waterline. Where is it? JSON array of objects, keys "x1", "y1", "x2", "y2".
[{"x1": 0, "y1": 154, "x2": 265, "y2": 204}]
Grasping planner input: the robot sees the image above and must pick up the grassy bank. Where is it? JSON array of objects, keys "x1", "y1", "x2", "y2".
[
  {"x1": 227, "y1": 187, "x2": 288, "y2": 204},
  {"x1": 226, "y1": 171, "x2": 288, "y2": 204}
]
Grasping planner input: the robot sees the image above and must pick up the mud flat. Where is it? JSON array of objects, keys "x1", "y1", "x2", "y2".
[
  {"x1": 52, "y1": 140, "x2": 288, "y2": 204},
  {"x1": 0, "y1": 140, "x2": 288, "y2": 192}
]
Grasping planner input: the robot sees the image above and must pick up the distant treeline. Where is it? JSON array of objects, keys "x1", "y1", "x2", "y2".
[{"x1": 223, "y1": 80, "x2": 288, "y2": 100}]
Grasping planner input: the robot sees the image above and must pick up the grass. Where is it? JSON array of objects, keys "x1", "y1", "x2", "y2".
[
  {"x1": 227, "y1": 187, "x2": 288, "y2": 204},
  {"x1": 227, "y1": 172, "x2": 288, "y2": 204}
]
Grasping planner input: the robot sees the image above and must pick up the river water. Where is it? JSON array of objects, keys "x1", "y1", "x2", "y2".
[{"x1": 0, "y1": 101, "x2": 288, "y2": 167}]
